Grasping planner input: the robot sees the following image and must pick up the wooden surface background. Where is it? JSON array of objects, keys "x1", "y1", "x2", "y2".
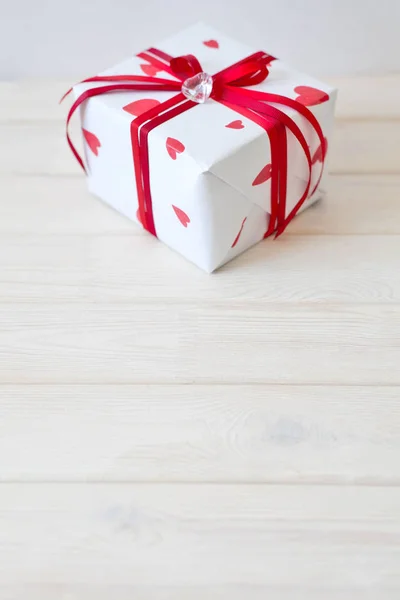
[{"x1": 0, "y1": 75, "x2": 399, "y2": 599}]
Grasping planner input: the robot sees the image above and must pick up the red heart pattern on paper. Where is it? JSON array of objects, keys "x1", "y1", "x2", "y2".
[
  {"x1": 82, "y1": 129, "x2": 101, "y2": 156},
  {"x1": 312, "y1": 137, "x2": 328, "y2": 164},
  {"x1": 123, "y1": 98, "x2": 161, "y2": 116},
  {"x1": 252, "y1": 163, "x2": 272, "y2": 186},
  {"x1": 231, "y1": 217, "x2": 247, "y2": 248},
  {"x1": 226, "y1": 120, "x2": 244, "y2": 129},
  {"x1": 203, "y1": 39, "x2": 219, "y2": 49},
  {"x1": 140, "y1": 63, "x2": 161, "y2": 77},
  {"x1": 294, "y1": 86, "x2": 329, "y2": 106},
  {"x1": 172, "y1": 205, "x2": 190, "y2": 227},
  {"x1": 166, "y1": 137, "x2": 185, "y2": 160}
]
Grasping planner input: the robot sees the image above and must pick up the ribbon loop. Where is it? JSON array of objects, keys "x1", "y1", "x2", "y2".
[
  {"x1": 170, "y1": 54, "x2": 203, "y2": 80},
  {"x1": 214, "y1": 56, "x2": 270, "y2": 89}
]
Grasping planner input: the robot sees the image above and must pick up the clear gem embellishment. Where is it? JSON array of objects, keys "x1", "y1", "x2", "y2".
[{"x1": 182, "y1": 72, "x2": 213, "y2": 104}]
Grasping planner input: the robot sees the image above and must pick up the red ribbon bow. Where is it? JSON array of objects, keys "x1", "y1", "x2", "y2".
[{"x1": 62, "y1": 47, "x2": 326, "y2": 238}]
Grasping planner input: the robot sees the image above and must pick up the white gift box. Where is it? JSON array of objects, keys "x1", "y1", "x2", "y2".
[{"x1": 73, "y1": 22, "x2": 337, "y2": 272}]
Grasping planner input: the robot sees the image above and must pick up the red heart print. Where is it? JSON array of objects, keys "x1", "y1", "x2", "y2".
[
  {"x1": 252, "y1": 163, "x2": 272, "y2": 186},
  {"x1": 172, "y1": 205, "x2": 190, "y2": 227},
  {"x1": 140, "y1": 63, "x2": 161, "y2": 76},
  {"x1": 312, "y1": 145, "x2": 323, "y2": 165},
  {"x1": 123, "y1": 98, "x2": 161, "y2": 116},
  {"x1": 140, "y1": 63, "x2": 160, "y2": 77},
  {"x1": 82, "y1": 129, "x2": 101, "y2": 156},
  {"x1": 312, "y1": 137, "x2": 328, "y2": 164},
  {"x1": 231, "y1": 217, "x2": 247, "y2": 248},
  {"x1": 294, "y1": 86, "x2": 329, "y2": 106},
  {"x1": 203, "y1": 39, "x2": 219, "y2": 49},
  {"x1": 226, "y1": 120, "x2": 244, "y2": 129},
  {"x1": 166, "y1": 137, "x2": 185, "y2": 160},
  {"x1": 136, "y1": 207, "x2": 143, "y2": 226}
]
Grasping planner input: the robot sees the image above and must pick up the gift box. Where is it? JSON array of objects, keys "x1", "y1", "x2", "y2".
[{"x1": 65, "y1": 23, "x2": 337, "y2": 272}]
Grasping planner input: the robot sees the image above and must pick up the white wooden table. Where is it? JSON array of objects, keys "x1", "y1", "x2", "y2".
[{"x1": 0, "y1": 76, "x2": 399, "y2": 599}]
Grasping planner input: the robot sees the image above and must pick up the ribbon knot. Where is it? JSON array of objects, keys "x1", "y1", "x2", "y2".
[
  {"x1": 169, "y1": 51, "x2": 271, "y2": 97},
  {"x1": 62, "y1": 46, "x2": 326, "y2": 239}
]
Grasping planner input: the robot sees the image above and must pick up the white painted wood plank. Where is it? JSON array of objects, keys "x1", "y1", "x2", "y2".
[
  {"x1": 0, "y1": 175, "x2": 137, "y2": 235},
  {"x1": 329, "y1": 75, "x2": 400, "y2": 120},
  {"x1": 0, "y1": 483, "x2": 399, "y2": 597},
  {"x1": 1, "y1": 233, "x2": 400, "y2": 303},
  {"x1": 0, "y1": 120, "x2": 398, "y2": 175},
  {"x1": 289, "y1": 174, "x2": 400, "y2": 234},
  {"x1": 0, "y1": 122, "x2": 80, "y2": 176},
  {"x1": 3, "y1": 78, "x2": 164, "y2": 122},
  {"x1": 0, "y1": 303, "x2": 399, "y2": 384},
  {"x1": 0, "y1": 80, "x2": 73, "y2": 121},
  {"x1": 330, "y1": 120, "x2": 400, "y2": 174},
  {"x1": 1, "y1": 385, "x2": 399, "y2": 483},
  {"x1": 1, "y1": 76, "x2": 399, "y2": 121},
  {"x1": 1, "y1": 174, "x2": 399, "y2": 235}
]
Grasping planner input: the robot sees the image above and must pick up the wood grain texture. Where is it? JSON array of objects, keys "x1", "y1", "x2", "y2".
[
  {"x1": 329, "y1": 121, "x2": 400, "y2": 173},
  {"x1": 0, "y1": 120, "x2": 399, "y2": 176},
  {"x1": 0, "y1": 484, "x2": 399, "y2": 598},
  {"x1": 1, "y1": 232, "x2": 400, "y2": 303},
  {"x1": 1, "y1": 385, "x2": 399, "y2": 483},
  {"x1": 328, "y1": 75, "x2": 400, "y2": 120},
  {"x1": 0, "y1": 303, "x2": 399, "y2": 385}
]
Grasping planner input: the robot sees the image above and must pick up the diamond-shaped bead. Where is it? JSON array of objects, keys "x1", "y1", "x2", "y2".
[{"x1": 182, "y1": 72, "x2": 213, "y2": 104}]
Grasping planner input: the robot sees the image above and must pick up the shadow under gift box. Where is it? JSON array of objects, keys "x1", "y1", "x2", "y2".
[{"x1": 73, "y1": 22, "x2": 337, "y2": 272}]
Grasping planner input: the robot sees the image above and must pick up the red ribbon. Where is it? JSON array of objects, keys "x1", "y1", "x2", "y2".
[{"x1": 62, "y1": 48, "x2": 326, "y2": 239}]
